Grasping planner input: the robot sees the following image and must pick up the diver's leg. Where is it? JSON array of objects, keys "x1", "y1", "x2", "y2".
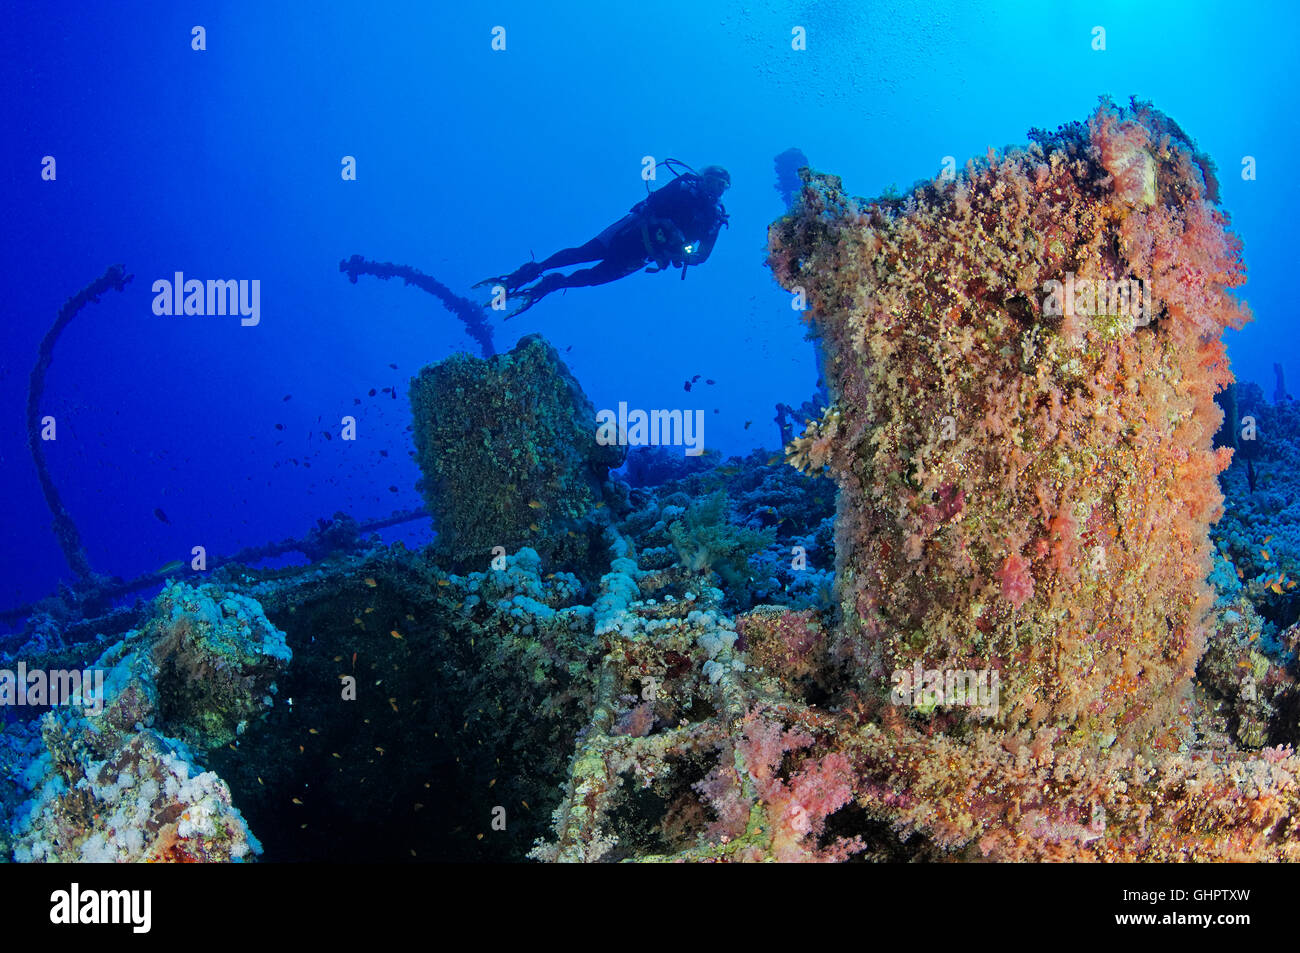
[
  {"x1": 504, "y1": 257, "x2": 644, "y2": 319},
  {"x1": 477, "y1": 238, "x2": 604, "y2": 292},
  {"x1": 483, "y1": 214, "x2": 637, "y2": 291},
  {"x1": 535, "y1": 212, "x2": 640, "y2": 271},
  {"x1": 478, "y1": 237, "x2": 607, "y2": 292},
  {"x1": 536, "y1": 238, "x2": 606, "y2": 271},
  {"x1": 538, "y1": 257, "x2": 642, "y2": 292}
]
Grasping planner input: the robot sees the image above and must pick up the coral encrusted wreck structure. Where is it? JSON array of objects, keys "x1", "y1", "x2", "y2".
[
  {"x1": 410, "y1": 334, "x2": 625, "y2": 572},
  {"x1": 774, "y1": 98, "x2": 1246, "y2": 750},
  {"x1": 6, "y1": 583, "x2": 288, "y2": 861},
  {"x1": 535, "y1": 99, "x2": 1300, "y2": 861}
]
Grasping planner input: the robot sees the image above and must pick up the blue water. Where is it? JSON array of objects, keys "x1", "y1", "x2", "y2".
[{"x1": 2, "y1": 0, "x2": 1295, "y2": 614}]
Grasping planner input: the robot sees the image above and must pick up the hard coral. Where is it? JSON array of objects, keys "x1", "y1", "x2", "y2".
[
  {"x1": 7, "y1": 581, "x2": 282, "y2": 862},
  {"x1": 146, "y1": 582, "x2": 292, "y2": 749},
  {"x1": 786, "y1": 406, "x2": 841, "y2": 475}
]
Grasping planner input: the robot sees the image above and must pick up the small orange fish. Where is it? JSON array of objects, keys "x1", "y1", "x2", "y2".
[
  {"x1": 309, "y1": 728, "x2": 319, "y2": 734},
  {"x1": 1264, "y1": 535, "x2": 1274, "y2": 543},
  {"x1": 528, "y1": 500, "x2": 543, "y2": 510},
  {"x1": 1270, "y1": 583, "x2": 1284, "y2": 595},
  {"x1": 1288, "y1": 581, "x2": 1297, "y2": 590},
  {"x1": 364, "y1": 577, "x2": 378, "y2": 587},
  {"x1": 298, "y1": 745, "x2": 304, "y2": 753},
  {"x1": 437, "y1": 579, "x2": 450, "y2": 587},
  {"x1": 391, "y1": 630, "x2": 403, "y2": 639},
  {"x1": 529, "y1": 523, "x2": 540, "y2": 532},
  {"x1": 375, "y1": 746, "x2": 385, "y2": 755},
  {"x1": 1262, "y1": 549, "x2": 1271, "y2": 561},
  {"x1": 292, "y1": 797, "x2": 303, "y2": 805},
  {"x1": 389, "y1": 697, "x2": 399, "y2": 712},
  {"x1": 332, "y1": 752, "x2": 341, "y2": 759},
  {"x1": 351, "y1": 652, "x2": 357, "y2": 668},
  {"x1": 333, "y1": 655, "x2": 343, "y2": 662},
  {"x1": 364, "y1": 607, "x2": 375, "y2": 614}
]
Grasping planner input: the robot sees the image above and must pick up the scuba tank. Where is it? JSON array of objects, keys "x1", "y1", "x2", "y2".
[{"x1": 643, "y1": 157, "x2": 696, "y2": 193}]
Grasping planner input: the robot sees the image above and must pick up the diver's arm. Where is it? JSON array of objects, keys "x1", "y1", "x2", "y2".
[
  {"x1": 686, "y1": 200, "x2": 728, "y2": 266},
  {"x1": 686, "y1": 225, "x2": 719, "y2": 266}
]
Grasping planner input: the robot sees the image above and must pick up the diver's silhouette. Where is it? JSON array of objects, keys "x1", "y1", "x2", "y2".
[{"x1": 477, "y1": 162, "x2": 730, "y2": 319}]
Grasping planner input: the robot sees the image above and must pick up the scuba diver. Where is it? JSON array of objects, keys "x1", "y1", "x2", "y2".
[{"x1": 476, "y1": 161, "x2": 730, "y2": 319}]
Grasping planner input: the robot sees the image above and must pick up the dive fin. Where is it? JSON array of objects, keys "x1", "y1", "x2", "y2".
[
  {"x1": 474, "y1": 260, "x2": 544, "y2": 293},
  {"x1": 502, "y1": 288, "x2": 538, "y2": 320}
]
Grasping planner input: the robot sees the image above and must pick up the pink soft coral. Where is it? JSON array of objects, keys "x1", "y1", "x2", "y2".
[
  {"x1": 614, "y1": 701, "x2": 655, "y2": 738},
  {"x1": 735, "y1": 715, "x2": 862, "y2": 862},
  {"x1": 1089, "y1": 100, "x2": 1154, "y2": 206},
  {"x1": 995, "y1": 552, "x2": 1034, "y2": 609},
  {"x1": 767, "y1": 752, "x2": 858, "y2": 862}
]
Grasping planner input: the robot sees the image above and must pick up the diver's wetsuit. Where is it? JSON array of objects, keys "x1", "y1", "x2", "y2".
[{"x1": 492, "y1": 172, "x2": 728, "y2": 316}]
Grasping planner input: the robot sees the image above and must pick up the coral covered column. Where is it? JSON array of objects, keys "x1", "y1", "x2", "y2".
[{"x1": 770, "y1": 99, "x2": 1250, "y2": 752}]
